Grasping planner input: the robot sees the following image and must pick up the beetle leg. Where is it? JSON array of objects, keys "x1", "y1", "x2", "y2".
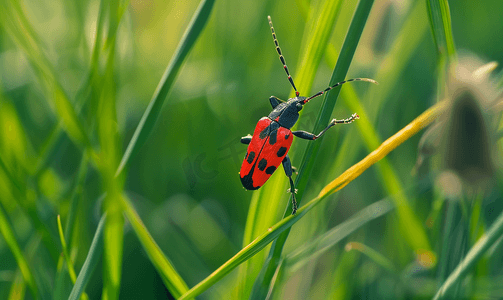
[
  {"x1": 241, "y1": 134, "x2": 252, "y2": 144},
  {"x1": 293, "y1": 113, "x2": 359, "y2": 140},
  {"x1": 291, "y1": 165, "x2": 298, "y2": 174},
  {"x1": 282, "y1": 154, "x2": 298, "y2": 214},
  {"x1": 269, "y1": 96, "x2": 282, "y2": 108}
]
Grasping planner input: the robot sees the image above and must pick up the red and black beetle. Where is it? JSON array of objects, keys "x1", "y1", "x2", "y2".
[{"x1": 240, "y1": 16, "x2": 376, "y2": 214}]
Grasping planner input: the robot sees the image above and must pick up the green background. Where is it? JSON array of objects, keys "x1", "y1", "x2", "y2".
[{"x1": 1, "y1": 0, "x2": 503, "y2": 299}]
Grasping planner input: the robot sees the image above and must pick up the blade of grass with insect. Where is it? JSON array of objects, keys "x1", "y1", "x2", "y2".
[
  {"x1": 0, "y1": 201, "x2": 38, "y2": 299},
  {"x1": 0, "y1": 0, "x2": 90, "y2": 148},
  {"x1": 115, "y1": 0, "x2": 216, "y2": 177},
  {"x1": 240, "y1": 0, "x2": 346, "y2": 297},
  {"x1": 249, "y1": 0, "x2": 376, "y2": 297},
  {"x1": 69, "y1": 214, "x2": 107, "y2": 300},
  {"x1": 179, "y1": 88, "x2": 447, "y2": 300},
  {"x1": 433, "y1": 207, "x2": 503, "y2": 300},
  {"x1": 121, "y1": 195, "x2": 189, "y2": 298}
]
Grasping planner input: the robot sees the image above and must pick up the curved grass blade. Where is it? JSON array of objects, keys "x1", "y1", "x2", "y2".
[
  {"x1": 179, "y1": 95, "x2": 447, "y2": 300},
  {"x1": 57, "y1": 215, "x2": 77, "y2": 283},
  {"x1": 345, "y1": 242, "x2": 396, "y2": 273},
  {"x1": 285, "y1": 199, "x2": 393, "y2": 273},
  {"x1": 339, "y1": 88, "x2": 431, "y2": 251},
  {"x1": 249, "y1": 0, "x2": 375, "y2": 298},
  {"x1": 121, "y1": 196, "x2": 189, "y2": 298},
  {"x1": 0, "y1": 202, "x2": 38, "y2": 299},
  {"x1": 57, "y1": 215, "x2": 90, "y2": 300},
  {"x1": 69, "y1": 214, "x2": 107, "y2": 300},
  {"x1": 115, "y1": 0, "x2": 216, "y2": 177},
  {"x1": 433, "y1": 208, "x2": 503, "y2": 300}
]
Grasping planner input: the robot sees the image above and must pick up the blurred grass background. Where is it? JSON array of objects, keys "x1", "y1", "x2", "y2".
[{"x1": 1, "y1": 0, "x2": 503, "y2": 299}]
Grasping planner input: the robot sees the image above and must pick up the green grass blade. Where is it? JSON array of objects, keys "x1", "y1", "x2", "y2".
[
  {"x1": 65, "y1": 154, "x2": 89, "y2": 246},
  {"x1": 285, "y1": 199, "x2": 393, "y2": 272},
  {"x1": 57, "y1": 215, "x2": 77, "y2": 283},
  {"x1": 0, "y1": 156, "x2": 24, "y2": 193},
  {"x1": 102, "y1": 203, "x2": 124, "y2": 300},
  {"x1": 0, "y1": 0, "x2": 90, "y2": 148},
  {"x1": 433, "y1": 208, "x2": 503, "y2": 299},
  {"x1": 426, "y1": 0, "x2": 456, "y2": 61},
  {"x1": 115, "y1": 0, "x2": 216, "y2": 177},
  {"x1": 8, "y1": 270, "x2": 26, "y2": 300},
  {"x1": 242, "y1": 1, "x2": 346, "y2": 297},
  {"x1": 0, "y1": 201, "x2": 38, "y2": 299},
  {"x1": 332, "y1": 82, "x2": 432, "y2": 252},
  {"x1": 364, "y1": 0, "x2": 429, "y2": 119},
  {"x1": 345, "y1": 242, "x2": 396, "y2": 273},
  {"x1": 31, "y1": 0, "x2": 109, "y2": 177},
  {"x1": 180, "y1": 98, "x2": 446, "y2": 300},
  {"x1": 53, "y1": 154, "x2": 89, "y2": 299},
  {"x1": 248, "y1": 0, "x2": 375, "y2": 297},
  {"x1": 69, "y1": 214, "x2": 107, "y2": 300},
  {"x1": 323, "y1": 0, "x2": 432, "y2": 253},
  {"x1": 121, "y1": 196, "x2": 189, "y2": 298}
]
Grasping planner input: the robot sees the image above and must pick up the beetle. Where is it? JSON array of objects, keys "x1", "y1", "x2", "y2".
[{"x1": 240, "y1": 16, "x2": 377, "y2": 214}]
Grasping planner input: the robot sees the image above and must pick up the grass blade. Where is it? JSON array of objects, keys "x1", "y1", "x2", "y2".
[
  {"x1": 433, "y1": 208, "x2": 503, "y2": 299},
  {"x1": 249, "y1": 0, "x2": 375, "y2": 297},
  {"x1": 115, "y1": 0, "x2": 216, "y2": 177},
  {"x1": 102, "y1": 204, "x2": 124, "y2": 300},
  {"x1": 122, "y1": 196, "x2": 189, "y2": 298},
  {"x1": 338, "y1": 85, "x2": 432, "y2": 252},
  {"x1": 57, "y1": 215, "x2": 77, "y2": 283},
  {"x1": 0, "y1": 201, "x2": 38, "y2": 299},
  {"x1": 345, "y1": 242, "x2": 396, "y2": 273},
  {"x1": 69, "y1": 214, "x2": 107, "y2": 300},
  {"x1": 0, "y1": 0, "x2": 90, "y2": 148},
  {"x1": 285, "y1": 199, "x2": 393, "y2": 273},
  {"x1": 179, "y1": 96, "x2": 447, "y2": 300},
  {"x1": 426, "y1": 0, "x2": 456, "y2": 61},
  {"x1": 242, "y1": 0, "x2": 346, "y2": 297}
]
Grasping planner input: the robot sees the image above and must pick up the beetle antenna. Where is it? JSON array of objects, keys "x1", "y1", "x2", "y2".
[
  {"x1": 303, "y1": 78, "x2": 378, "y2": 104},
  {"x1": 268, "y1": 16, "x2": 300, "y2": 97}
]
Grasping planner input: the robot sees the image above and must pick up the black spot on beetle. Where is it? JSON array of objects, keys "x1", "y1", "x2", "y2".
[
  {"x1": 285, "y1": 134, "x2": 290, "y2": 140},
  {"x1": 241, "y1": 167, "x2": 259, "y2": 190},
  {"x1": 277, "y1": 147, "x2": 287, "y2": 157},
  {"x1": 269, "y1": 129, "x2": 277, "y2": 145},
  {"x1": 265, "y1": 166, "x2": 276, "y2": 175},
  {"x1": 258, "y1": 158, "x2": 267, "y2": 171},
  {"x1": 247, "y1": 151, "x2": 255, "y2": 164},
  {"x1": 259, "y1": 126, "x2": 270, "y2": 139}
]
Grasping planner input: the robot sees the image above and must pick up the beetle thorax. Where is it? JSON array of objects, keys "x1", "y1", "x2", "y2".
[{"x1": 267, "y1": 96, "x2": 306, "y2": 129}]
